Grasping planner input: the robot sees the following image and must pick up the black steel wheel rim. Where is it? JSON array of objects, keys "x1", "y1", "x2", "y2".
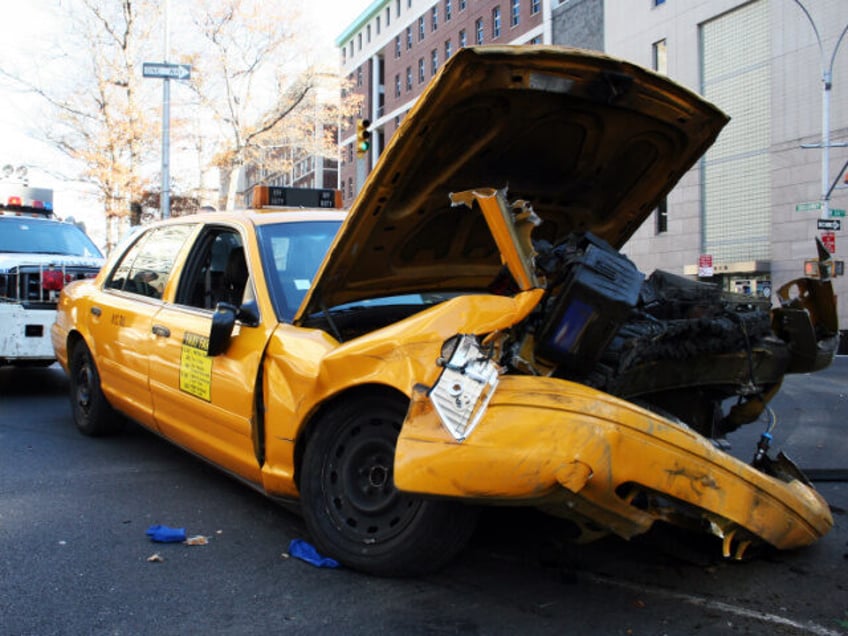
[{"x1": 322, "y1": 415, "x2": 421, "y2": 544}]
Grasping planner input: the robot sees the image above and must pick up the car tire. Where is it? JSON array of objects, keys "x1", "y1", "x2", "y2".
[
  {"x1": 299, "y1": 392, "x2": 479, "y2": 576},
  {"x1": 69, "y1": 343, "x2": 123, "y2": 436}
]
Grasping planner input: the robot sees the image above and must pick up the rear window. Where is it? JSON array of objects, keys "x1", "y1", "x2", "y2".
[{"x1": 0, "y1": 217, "x2": 102, "y2": 258}]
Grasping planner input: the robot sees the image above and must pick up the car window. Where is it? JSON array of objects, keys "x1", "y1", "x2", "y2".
[
  {"x1": 175, "y1": 228, "x2": 249, "y2": 310},
  {"x1": 256, "y1": 220, "x2": 342, "y2": 322},
  {"x1": 105, "y1": 224, "x2": 196, "y2": 299}
]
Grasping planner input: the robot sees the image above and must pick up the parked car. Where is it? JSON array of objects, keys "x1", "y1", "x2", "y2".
[{"x1": 52, "y1": 46, "x2": 838, "y2": 576}]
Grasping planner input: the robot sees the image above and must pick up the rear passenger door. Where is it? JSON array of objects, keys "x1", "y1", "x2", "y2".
[{"x1": 90, "y1": 224, "x2": 197, "y2": 429}]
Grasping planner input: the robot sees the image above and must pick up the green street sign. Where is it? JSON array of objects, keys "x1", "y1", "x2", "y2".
[
  {"x1": 830, "y1": 208, "x2": 846, "y2": 218},
  {"x1": 796, "y1": 201, "x2": 823, "y2": 212}
]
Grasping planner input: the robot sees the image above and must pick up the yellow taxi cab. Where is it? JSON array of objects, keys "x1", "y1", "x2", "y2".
[{"x1": 52, "y1": 46, "x2": 838, "y2": 576}]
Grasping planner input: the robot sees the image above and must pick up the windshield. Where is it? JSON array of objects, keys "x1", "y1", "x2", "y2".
[
  {"x1": 256, "y1": 220, "x2": 342, "y2": 322},
  {"x1": 0, "y1": 217, "x2": 102, "y2": 257}
]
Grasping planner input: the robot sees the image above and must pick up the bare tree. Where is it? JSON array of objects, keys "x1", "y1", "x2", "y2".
[
  {"x1": 1, "y1": 0, "x2": 160, "y2": 251},
  {"x1": 186, "y1": 0, "x2": 330, "y2": 210}
]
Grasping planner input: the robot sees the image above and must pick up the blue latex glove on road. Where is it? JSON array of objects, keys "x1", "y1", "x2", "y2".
[
  {"x1": 146, "y1": 524, "x2": 187, "y2": 543},
  {"x1": 288, "y1": 539, "x2": 340, "y2": 568}
]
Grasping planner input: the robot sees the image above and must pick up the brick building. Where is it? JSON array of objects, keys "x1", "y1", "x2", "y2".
[{"x1": 336, "y1": 0, "x2": 552, "y2": 206}]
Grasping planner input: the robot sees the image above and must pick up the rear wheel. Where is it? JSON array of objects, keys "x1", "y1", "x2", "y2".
[
  {"x1": 299, "y1": 392, "x2": 478, "y2": 576},
  {"x1": 69, "y1": 343, "x2": 123, "y2": 436}
]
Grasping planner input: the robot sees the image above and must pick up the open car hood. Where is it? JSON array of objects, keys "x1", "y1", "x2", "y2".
[{"x1": 298, "y1": 46, "x2": 729, "y2": 321}]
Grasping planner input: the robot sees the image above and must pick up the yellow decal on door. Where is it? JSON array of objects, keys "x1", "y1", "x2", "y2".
[{"x1": 180, "y1": 332, "x2": 212, "y2": 401}]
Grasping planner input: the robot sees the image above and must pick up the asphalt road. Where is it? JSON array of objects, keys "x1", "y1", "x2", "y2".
[{"x1": 1, "y1": 359, "x2": 846, "y2": 636}]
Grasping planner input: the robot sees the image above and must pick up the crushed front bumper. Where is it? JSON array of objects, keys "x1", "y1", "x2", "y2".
[{"x1": 395, "y1": 375, "x2": 832, "y2": 556}]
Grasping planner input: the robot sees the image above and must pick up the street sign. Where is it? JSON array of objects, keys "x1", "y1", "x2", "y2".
[
  {"x1": 817, "y1": 218, "x2": 842, "y2": 231},
  {"x1": 830, "y1": 208, "x2": 846, "y2": 218},
  {"x1": 142, "y1": 62, "x2": 191, "y2": 80},
  {"x1": 821, "y1": 231, "x2": 836, "y2": 254},
  {"x1": 795, "y1": 201, "x2": 822, "y2": 212}
]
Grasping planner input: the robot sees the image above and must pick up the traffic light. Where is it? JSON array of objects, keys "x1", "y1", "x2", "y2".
[
  {"x1": 804, "y1": 259, "x2": 844, "y2": 278},
  {"x1": 356, "y1": 119, "x2": 371, "y2": 157}
]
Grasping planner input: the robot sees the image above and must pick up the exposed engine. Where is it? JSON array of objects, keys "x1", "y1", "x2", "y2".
[{"x1": 503, "y1": 230, "x2": 839, "y2": 442}]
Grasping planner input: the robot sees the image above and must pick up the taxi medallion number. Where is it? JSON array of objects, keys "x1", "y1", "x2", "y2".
[{"x1": 179, "y1": 332, "x2": 212, "y2": 401}]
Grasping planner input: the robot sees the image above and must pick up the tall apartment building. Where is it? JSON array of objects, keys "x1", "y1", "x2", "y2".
[
  {"x1": 336, "y1": 0, "x2": 848, "y2": 332},
  {"x1": 601, "y1": 0, "x2": 847, "y2": 334}
]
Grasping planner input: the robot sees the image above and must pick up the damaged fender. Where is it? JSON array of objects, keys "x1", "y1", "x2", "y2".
[{"x1": 395, "y1": 375, "x2": 833, "y2": 554}]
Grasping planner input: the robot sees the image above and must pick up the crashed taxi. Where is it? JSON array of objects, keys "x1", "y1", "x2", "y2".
[{"x1": 52, "y1": 46, "x2": 838, "y2": 576}]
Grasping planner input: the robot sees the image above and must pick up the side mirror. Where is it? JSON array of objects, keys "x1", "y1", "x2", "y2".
[
  {"x1": 208, "y1": 300, "x2": 261, "y2": 357},
  {"x1": 236, "y1": 299, "x2": 260, "y2": 327},
  {"x1": 208, "y1": 302, "x2": 237, "y2": 357}
]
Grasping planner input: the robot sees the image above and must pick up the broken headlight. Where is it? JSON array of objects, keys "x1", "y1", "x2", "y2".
[{"x1": 430, "y1": 334, "x2": 501, "y2": 442}]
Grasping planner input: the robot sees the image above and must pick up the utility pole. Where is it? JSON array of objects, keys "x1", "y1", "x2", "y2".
[
  {"x1": 161, "y1": 0, "x2": 171, "y2": 219},
  {"x1": 143, "y1": 0, "x2": 190, "y2": 219}
]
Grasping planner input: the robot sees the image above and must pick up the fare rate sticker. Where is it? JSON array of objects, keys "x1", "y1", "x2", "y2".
[{"x1": 180, "y1": 332, "x2": 212, "y2": 401}]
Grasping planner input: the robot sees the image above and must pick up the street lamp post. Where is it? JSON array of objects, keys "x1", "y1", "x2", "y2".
[{"x1": 793, "y1": 0, "x2": 848, "y2": 226}]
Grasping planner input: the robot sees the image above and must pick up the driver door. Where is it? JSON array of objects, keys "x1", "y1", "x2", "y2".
[{"x1": 148, "y1": 226, "x2": 274, "y2": 484}]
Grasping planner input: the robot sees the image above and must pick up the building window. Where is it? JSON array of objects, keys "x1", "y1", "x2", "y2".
[
  {"x1": 418, "y1": 57, "x2": 425, "y2": 83},
  {"x1": 406, "y1": 26, "x2": 412, "y2": 49},
  {"x1": 396, "y1": 0, "x2": 401, "y2": 17},
  {"x1": 347, "y1": 177, "x2": 353, "y2": 200},
  {"x1": 349, "y1": 41, "x2": 353, "y2": 57},
  {"x1": 475, "y1": 18, "x2": 484, "y2": 45},
  {"x1": 395, "y1": 35, "x2": 401, "y2": 58},
  {"x1": 653, "y1": 0, "x2": 666, "y2": 5},
  {"x1": 445, "y1": 39, "x2": 452, "y2": 59},
  {"x1": 376, "y1": 17, "x2": 381, "y2": 34},
  {"x1": 492, "y1": 7, "x2": 501, "y2": 38},
  {"x1": 445, "y1": 0, "x2": 452, "y2": 21},
  {"x1": 655, "y1": 198, "x2": 668, "y2": 234},
  {"x1": 511, "y1": 0, "x2": 520, "y2": 26},
  {"x1": 431, "y1": 49, "x2": 438, "y2": 75},
  {"x1": 357, "y1": 33, "x2": 362, "y2": 50},
  {"x1": 459, "y1": 29, "x2": 467, "y2": 47},
  {"x1": 529, "y1": 35, "x2": 541, "y2": 44},
  {"x1": 395, "y1": 74, "x2": 401, "y2": 97},
  {"x1": 357, "y1": 67, "x2": 363, "y2": 87},
  {"x1": 432, "y1": 6, "x2": 439, "y2": 30},
  {"x1": 418, "y1": 16, "x2": 425, "y2": 40},
  {"x1": 367, "y1": 24, "x2": 371, "y2": 43},
  {"x1": 652, "y1": 39, "x2": 667, "y2": 74},
  {"x1": 342, "y1": 48, "x2": 346, "y2": 64},
  {"x1": 406, "y1": 66, "x2": 412, "y2": 91},
  {"x1": 531, "y1": 0, "x2": 540, "y2": 15},
  {"x1": 408, "y1": 0, "x2": 412, "y2": 7},
  {"x1": 386, "y1": 7, "x2": 391, "y2": 25},
  {"x1": 459, "y1": 0, "x2": 466, "y2": 11}
]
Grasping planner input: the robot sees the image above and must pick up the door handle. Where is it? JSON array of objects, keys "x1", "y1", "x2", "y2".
[
  {"x1": 152, "y1": 324, "x2": 171, "y2": 338},
  {"x1": 90, "y1": 306, "x2": 102, "y2": 316}
]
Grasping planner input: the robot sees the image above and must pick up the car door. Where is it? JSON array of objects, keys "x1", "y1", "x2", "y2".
[
  {"x1": 147, "y1": 225, "x2": 275, "y2": 483},
  {"x1": 90, "y1": 224, "x2": 197, "y2": 429}
]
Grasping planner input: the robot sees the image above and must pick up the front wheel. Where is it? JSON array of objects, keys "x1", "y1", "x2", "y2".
[
  {"x1": 299, "y1": 393, "x2": 478, "y2": 576},
  {"x1": 69, "y1": 343, "x2": 123, "y2": 436}
]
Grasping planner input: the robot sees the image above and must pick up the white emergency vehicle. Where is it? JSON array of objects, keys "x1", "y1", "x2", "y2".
[{"x1": 0, "y1": 178, "x2": 103, "y2": 366}]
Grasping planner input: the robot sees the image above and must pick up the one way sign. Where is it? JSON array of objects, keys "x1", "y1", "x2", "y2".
[
  {"x1": 817, "y1": 218, "x2": 842, "y2": 231},
  {"x1": 142, "y1": 62, "x2": 191, "y2": 80}
]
